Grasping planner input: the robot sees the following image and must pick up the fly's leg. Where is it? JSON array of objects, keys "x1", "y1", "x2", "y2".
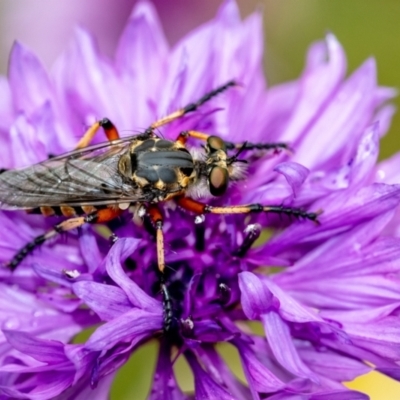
[
  {"x1": 225, "y1": 141, "x2": 291, "y2": 153},
  {"x1": 77, "y1": 82, "x2": 236, "y2": 145},
  {"x1": 195, "y1": 222, "x2": 205, "y2": 252},
  {"x1": 176, "y1": 130, "x2": 291, "y2": 154},
  {"x1": 2, "y1": 119, "x2": 121, "y2": 172},
  {"x1": 75, "y1": 118, "x2": 120, "y2": 149},
  {"x1": 147, "y1": 204, "x2": 166, "y2": 274},
  {"x1": 233, "y1": 223, "x2": 262, "y2": 257},
  {"x1": 176, "y1": 130, "x2": 211, "y2": 144},
  {"x1": 6, "y1": 208, "x2": 123, "y2": 271},
  {"x1": 176, "y1": 196, "x2": 321, "y2": 224},
  {"x1": 144, "y1": 81, "x2": 237, "y2": 136},
  {"x1": 146, "y1": 204, "x2": 174, "y2": 332},
  {"x1": 160, "y1": 281, "x2": 173, "y2": 334}
]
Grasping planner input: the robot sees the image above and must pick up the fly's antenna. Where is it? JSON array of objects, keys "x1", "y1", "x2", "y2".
[{"x1": 227, "y1": 141, "x2": 248, "y2": 165}]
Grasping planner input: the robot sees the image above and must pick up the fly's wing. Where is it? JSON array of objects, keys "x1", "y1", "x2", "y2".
[{"x1": 0, "y1": 139, "x2": 150, "y2": 209}]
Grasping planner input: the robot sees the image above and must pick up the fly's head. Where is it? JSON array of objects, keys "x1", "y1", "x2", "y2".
[{"x1": 205, "y1": 136, "x2": 247, "y2": 197}]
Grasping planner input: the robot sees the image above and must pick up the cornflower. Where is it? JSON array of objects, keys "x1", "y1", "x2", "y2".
[{"x1": 0, "y1": 1, "x2": 399, "y2": 399}]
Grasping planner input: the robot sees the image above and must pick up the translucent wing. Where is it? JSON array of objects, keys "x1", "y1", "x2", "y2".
[{"x1": 0, "y1": 137, "x2": 150, "y2": 209}]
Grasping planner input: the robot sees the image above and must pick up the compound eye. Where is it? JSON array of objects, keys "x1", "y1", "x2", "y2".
[
  {"x1": 207, "y1": 136, "x2": 226, "y2": 153},
  {"x1": 209, "y1": 166, "x2": 229, "y2": 196}
]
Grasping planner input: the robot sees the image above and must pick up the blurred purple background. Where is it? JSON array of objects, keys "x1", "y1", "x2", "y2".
[
  {"x1": 0, "y1": 0, "x2": 259, "y2": 74},
  {"x1": 2, "y1": 0, "x2": 400, "y2": 163}
]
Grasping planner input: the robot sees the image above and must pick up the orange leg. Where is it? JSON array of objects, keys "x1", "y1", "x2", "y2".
[
  {"x1": 176, "y1": 130, "x2": 210, "y2": 145},
  {"x1": 6, "y1": 207, "x2": 123, "y2": 271},
  {"x1": 176, "y1": 196, "x2": 321, "y2": 223},
  {"x1": 146, "y1": 204, "x2": 165, "y2": 274},
  {"x1": 145, "y1": 81, "x2": 237, "y2": 135},
  {"x1": 75, "y1": 118, "x2": 120, "y2": 149},
  {"x1": 176, "y1": 130, "x2": 290, "y2": 154},
  {"x1": 146, "y1": 204, "x2": 176, "y2": 332}
]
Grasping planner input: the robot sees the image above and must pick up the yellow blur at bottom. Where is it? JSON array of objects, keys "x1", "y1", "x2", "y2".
[{"x1": 345, "y1": 371, "x2": 400, "y2": 399}]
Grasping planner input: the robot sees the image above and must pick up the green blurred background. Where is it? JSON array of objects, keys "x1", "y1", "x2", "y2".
[
  {"x1": 263, "y1": 0, "x2": 400, "y2": 162},
  {"x1": 1, "y1": 0, "x2": 400, "y2": 398}
]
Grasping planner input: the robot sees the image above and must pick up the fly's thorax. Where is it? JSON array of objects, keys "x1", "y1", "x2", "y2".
[{"x1": 118, "y1": 137, "x2": 196, "y2": 201}]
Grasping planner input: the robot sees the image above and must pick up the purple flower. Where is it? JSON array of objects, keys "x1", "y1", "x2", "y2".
[{"x1": 0, "y1": 1, "x2": 399, "y2": 399}]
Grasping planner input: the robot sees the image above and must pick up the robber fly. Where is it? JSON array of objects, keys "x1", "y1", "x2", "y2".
[{"x1": 0, "y1": 81, "x2": 320, "y2": 331}]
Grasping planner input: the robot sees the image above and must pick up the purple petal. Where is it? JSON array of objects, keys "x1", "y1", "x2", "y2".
[
  {"x1": 192, "y1": 319, "x2": 236, "y2": 342},
  {"x1": 54, "y1": 372, "x2": 115, "y2": 400},
  {"x1": 280, "y1": 33, "x2": 347, "y2": 144},
  {"x1": 264, "y1": 183, "x2": 400, "y2": 254},
  {"x1": 8, "y1": 42, "x2": 52, "y2": 116},
  {"x1": 64, "y1": 344, "x2": 97, "y2": 382},
  {"x1": 115, "y1": 1, "x2": 168, "y2": 129},
  {"x1": 3, "y1": 330, "x2": 66, "y2": 363},
  {"x1": 0, "y1": 77, "x2": 13, "y2": 131},
  {"x1": 374, "y1": 103, "x2": 397, "y2": 139},
  {"x1": 149, "y1": 342, "x2": 188, "y2": 400},
  {"x1": 238, "y1": 271, "x2": 276, "y2": 319},
  {"x1": 275, "y1": 233, "x2": 400, "y2": 311},
  {"x1": 32, "y1": 263, "x2": 85, "y2": 288},
  {"x1": 298, "y1": 346, "x2": 371, "y2": 381},
  {"x1": 198, "y1": 346, "x2": 251, "y2": 400},
  {"x1": 105, "y1": 238, "x2": 161, "y2": 312},
  {"x1": 53, "y1": 27, "x2": 120, "y2": 130},
  {"x1": 310, "y1": 390, "x2": 369, "y2": 400},
  {"x1": 185, "y1": 351, "x2": 236, "y2": 400},
  {"x1": 9, "y1": 114, "x2": 47, "y2": 168},
  {"x1": 240, "y1": 272, "x2": 324, "y2": 324},
  {"x1": 262, "y1": 312, "x2": 319, "y2": 382},
  {"x1": 335, "y1": 317, "x2": 400, "y2": 355},
  {"x1": 234, "y1": 340, "x2": 286, "y2": 393},
  {"x1": 375, "y1": 151, "x2": 400, "y2": 185},
  {"x1": 0, "y1": 283, "x2": 87, "y2": 344},
  {"x1": 85, "y1": 308, "x2": 161, "y2": 351},
  {"x1": 268, "y1": 389, "x2": 368, "y2": 400},
  {"x1": 0, "y1": 373, "x2": 73, "y2": 400},
  {"x1": 263, "y1": 81, "x2": 299, "y2": 140},
  {"x1": 274, "y1": 162, "x2": 309, "y2": 197},
  {"x1": 73, "y1": 281, "x2": 132, "y2": 321},
  {"x1": 283, "y1": 216, "x2": 398, "y2": 276},
  {"x1": 79, "y1": 228, "x2": 103, "y2": 272},
  {"x1": 348, "y1": 122, "x2": 379, "y2": 186},
  {"x1": 294, "y1": 58, "x2": 378, "y2": 169},
  {"x1": 325, "y1": 303, "x2": 400, "y2": 324}
]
